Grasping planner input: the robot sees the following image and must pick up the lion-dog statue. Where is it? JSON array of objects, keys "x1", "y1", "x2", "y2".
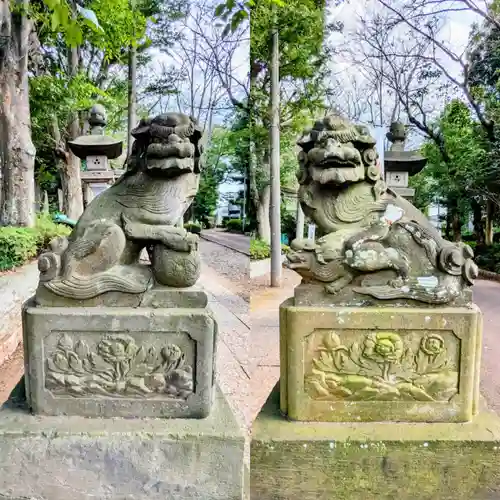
[
  {"x1": 38, "y1": 113, "x2": 204, "y2": 300},
  {"x1": 287, "y1": 115, "x2": 478, "y2": 305}
]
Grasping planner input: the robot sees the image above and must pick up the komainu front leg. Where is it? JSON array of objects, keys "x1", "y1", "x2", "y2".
[
  {"x1": 122, "y1": 214, "x2": 197, "y2": 252},
  {"x1": 324, "y1": 273, "x2": 354, "y2": 295}
]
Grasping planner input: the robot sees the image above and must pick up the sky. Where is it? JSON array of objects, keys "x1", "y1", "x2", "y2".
[
  {"x1": 325, "y1": 0, "x2": 483, "y2": 136},
  {"x1": 141, "y1": 0, "x2": 484, "y2": 204},
  {"x1": 144, "y1": 0, "x2": 249, "y2": 130}
]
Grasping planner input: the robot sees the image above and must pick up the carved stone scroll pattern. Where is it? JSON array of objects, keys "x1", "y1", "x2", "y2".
[
  {"x1": 46, "y1": 334, "x2": 193, "y2": 399},
  {"x1": 306, "y1": 331, "x2": 458, "y2": 402}
]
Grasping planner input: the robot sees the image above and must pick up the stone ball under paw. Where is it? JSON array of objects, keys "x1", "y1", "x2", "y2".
[{"x1": 151, "y1": 244, "x2": 201, "y2": 287}]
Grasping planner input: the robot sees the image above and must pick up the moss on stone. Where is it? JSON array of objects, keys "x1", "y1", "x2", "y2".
[{"x1": 251, "y1": 385, "x2": 500, "y2": 500}]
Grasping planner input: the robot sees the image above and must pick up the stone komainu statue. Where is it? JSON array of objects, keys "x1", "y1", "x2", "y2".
[
  {"x1": 287, "y1": 114, "x2": 478, "y2": 305},
  {"x1": 38, "y1": 113, "x2": 204, "y2": 300}
]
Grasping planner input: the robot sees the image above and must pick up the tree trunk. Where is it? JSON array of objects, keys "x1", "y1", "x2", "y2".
[
  {"x1": 257, "y1": 184, "x2": 271, "y2": 243},
  {"x1": 451, "y1": 212, "x2": 462, "y2": 242},
  {"x1": 64, "y1": 44, "x2": 84, "y2": 220},
  {"x1": 444, "y1": 211, "x2": 451, "y2": 240},
  {"x1": 51, "y1": 114, "x2": 83, "y2": 220},
  {"x1": 485, "y1": 199, "x2": 495, "y2": 246},
  {"x1": 471, "y1": 198, "x2": 485, "y2": 245},
  {"x1": 0, "y1": 0, "x2": 36, "y2": 227},
  {"x1": 127, "y1": 44, "x2": 137, "y2": 157},
  {"x1": 295, "y1": 199, "x2": 305, "y2": 240},
  {"x1": 269, "y1": 16, "x2": 281, "y2": 286}
]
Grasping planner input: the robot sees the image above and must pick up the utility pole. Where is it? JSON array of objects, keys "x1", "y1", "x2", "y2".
[
  {"x1": 242, "y1": 168, "x2": 247, "y2": 233},
  {"x1": 295, "y1": 196, "x2": 305, "y2": 241},
  {"x1": 269, "y1": 7, "x2": 281, "y2": 287},
  {"x1": 127, "y1": 0, "x2": 138, "y2": 158}
]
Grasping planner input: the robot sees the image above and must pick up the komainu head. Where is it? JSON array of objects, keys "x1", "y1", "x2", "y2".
[
  {"x1": 296, "y1": 114, "x2": 381, "y2": 186},
  {"x1": 128, "y1": 113, "x2": 204, "y2": 177}
]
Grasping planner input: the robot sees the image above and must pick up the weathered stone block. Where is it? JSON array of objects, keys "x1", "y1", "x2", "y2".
[
  {"x1": 0, "y1": 381, "x2": 246, "y2": 500},
  {"x1": 22, "y1": 294, "x2": 217, "y2": 418},
  {"x1": 251, "y1": 385, "x2": 500, "y2": 500},
  {"x1": 34, "y1": 284, "x2": 209, "y2": 309},
  {"x1": 280, "y1": 299, "x2": 482, "y2": 422}
]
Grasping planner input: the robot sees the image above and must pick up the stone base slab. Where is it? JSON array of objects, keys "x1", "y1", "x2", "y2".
[
  {"x1": 251, "y1": 385, "x2": 500, "y2": 500},
  {"x1": 23, "y1": 297, "x2": 216, "y2": 418},
  {"x1": 280, "y1": 299, "x2": 482, "y2": 422},
  {"x1": 35, "y1": 284, "x2": 209, "y2": 308},
  {"x1": 0, "y1": 381, "x2": 246, "y2": 500}
]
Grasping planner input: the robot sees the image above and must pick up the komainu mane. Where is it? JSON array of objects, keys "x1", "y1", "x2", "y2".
[{"x1": 287, "y1": 114, "x2": 478, "y2": 306}]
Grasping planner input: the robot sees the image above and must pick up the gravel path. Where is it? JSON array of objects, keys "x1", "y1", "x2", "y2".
[
  {"x1": 201, "y1": 229, "x2": 250, "y2": 255},
  {"x1": 200, "y1": 239, "x2": 249, "y2": 302}
]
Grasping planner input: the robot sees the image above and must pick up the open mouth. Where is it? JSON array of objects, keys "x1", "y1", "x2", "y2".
[
  {"x1": 145, "y1": 157, "x2": 195, "y2": 177},
  {"x1": 318, "y1": 157, "x2": 360, "y2": 168}
]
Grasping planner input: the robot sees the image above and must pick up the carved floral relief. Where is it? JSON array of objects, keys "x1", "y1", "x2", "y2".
[
  {"x1": 305, "y1": 330, "x2": 458, "y2": 402},
  {"x1": 45, "y1": 334, "x2": 193, "y2": 399}
]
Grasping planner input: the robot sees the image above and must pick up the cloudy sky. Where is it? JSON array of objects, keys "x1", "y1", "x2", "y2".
[
  {"x1": 322, "y1": 0, "x2": 484, "y2": 151},
  {"x1": 329, "y1": 0, "x2": 479, "y2": 54}
]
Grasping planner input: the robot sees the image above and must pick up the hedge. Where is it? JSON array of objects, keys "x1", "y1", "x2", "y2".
[
  {"x1": 226, "y1": 218, "x2": 243, "y2": 233},
  {"x1": 472, "y1": 243, "x2": 500, "y2": 274},
  {"x1": 184, "y1": 222, "x2": 202, "y2": 235},
  {"x1": 250, "y1": 239, "x2": 290, "y2": 261},
  {"x1": 0, "y1": 215, "x2": 72, "y2": 271}
]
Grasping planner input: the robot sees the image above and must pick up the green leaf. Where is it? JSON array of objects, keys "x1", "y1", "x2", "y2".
[
  {"x1": 231, "y1": 15, "x2": 240, "y2": 32},
  {"x1": 215, "y1": 3, "x2": 226, "y2": 16},
  {"x1": 50, "y1": 9, "x2": 61, "y2": 31},
  {"x1": 222, "y1": 23, "x2": 231, "y2": 38}
]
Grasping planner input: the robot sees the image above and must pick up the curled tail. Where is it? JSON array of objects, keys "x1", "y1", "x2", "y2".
[
  {"x1": 43, "y1": 267, "x2": 152, "y2": 299},
  {"x1": 353, "y1": 276, "x2": 462, "y2": 305}
]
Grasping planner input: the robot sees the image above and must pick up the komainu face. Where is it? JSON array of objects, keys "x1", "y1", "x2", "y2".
[
  {"x1": 296, "y1": 114, "x2": 381, "y2": 187},
  {"x1": 130, "y1": 113, "x2": 204, "y2": 177}
]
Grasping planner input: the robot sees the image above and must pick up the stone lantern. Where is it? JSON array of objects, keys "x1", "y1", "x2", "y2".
[
  {"x1": 384, "y1": 121, "x2": 427, "y2": 201},
  {"x1": 68, "y1": 104, "x2": 124, "y2": 206}
]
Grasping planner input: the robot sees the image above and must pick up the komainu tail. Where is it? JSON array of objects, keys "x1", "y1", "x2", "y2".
[
  {"x1": 43, "y1": 270, "x2": 151, "y2": 300},
  {"x1": 353, "y1": 276, "x2": 462, "y2": 305}
]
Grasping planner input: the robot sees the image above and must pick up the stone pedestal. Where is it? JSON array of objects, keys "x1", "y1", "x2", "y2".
[
  {"x1": 23, "y1": 287, "x2": 216, "y2": 419},
  {"x1": 251, "y1": 385, "x2": 500, "y2": 500},
  {"x1": 0, "y1": 381, "x2": 246, "y2": 500},
  {"x1": 280, "y1": 299, "x2": 482, "y2": 423}
]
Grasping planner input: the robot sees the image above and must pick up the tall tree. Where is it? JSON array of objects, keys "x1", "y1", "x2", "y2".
[
  {"x1": 334, "y1": 1, "x2": 500, "y2": 242},
  {"x1": 0, "y1": 0, "x2": 36, "y2": 226},
  {"x1": 372, "y1": 0, "x2": 499, "y2": 141},
  {"x1": 248, "y1": 0, "x2": 326, "y2": 242},
  {"x1": 192, "y1": 125, "x2": 233, "y2": 225},
  {"x1": 30, "y1": 0, "x2": 156, "y2": 218}
]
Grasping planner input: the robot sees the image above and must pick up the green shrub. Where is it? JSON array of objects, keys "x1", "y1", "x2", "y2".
[
  {"x1": 226, "y1": 218, "x2": 243, "y2": 233},
  {"x1": 250, "y1": 239, "x2": 291, "y2": 261},
  {"x1": 474, "y1": 243, "x2": 500, "y2": 274},
  {"x1": 0, "y1": 215, "x2": 71, "y2": 271},
  {"x1": 250, "y1": 239, "x2": 270, "y2": 260},
  {"x1": 36, "y1": 215, "x2": 72, "y2": 248},
  {"x1": 184, "y1": 222, "x2": 201, "y2": 235},
  {"x1": 0, "y1": 227, "x2": 39, "y2": 271}
]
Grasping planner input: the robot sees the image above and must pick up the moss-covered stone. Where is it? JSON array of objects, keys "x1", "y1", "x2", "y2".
[
  {"x1": 251, "y1": 385, "x2": 500, "y2": 500},
  {"x1": 280, "y1": 301, "x2": 482, "y2": 422},
  {"x1": 0, "y1": 380, "x2": 246, "y2": 500}
]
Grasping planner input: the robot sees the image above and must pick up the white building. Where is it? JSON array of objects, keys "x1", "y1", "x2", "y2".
[{"x1": 215, "y1": 171, "x2": 246, "y2": 225}]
